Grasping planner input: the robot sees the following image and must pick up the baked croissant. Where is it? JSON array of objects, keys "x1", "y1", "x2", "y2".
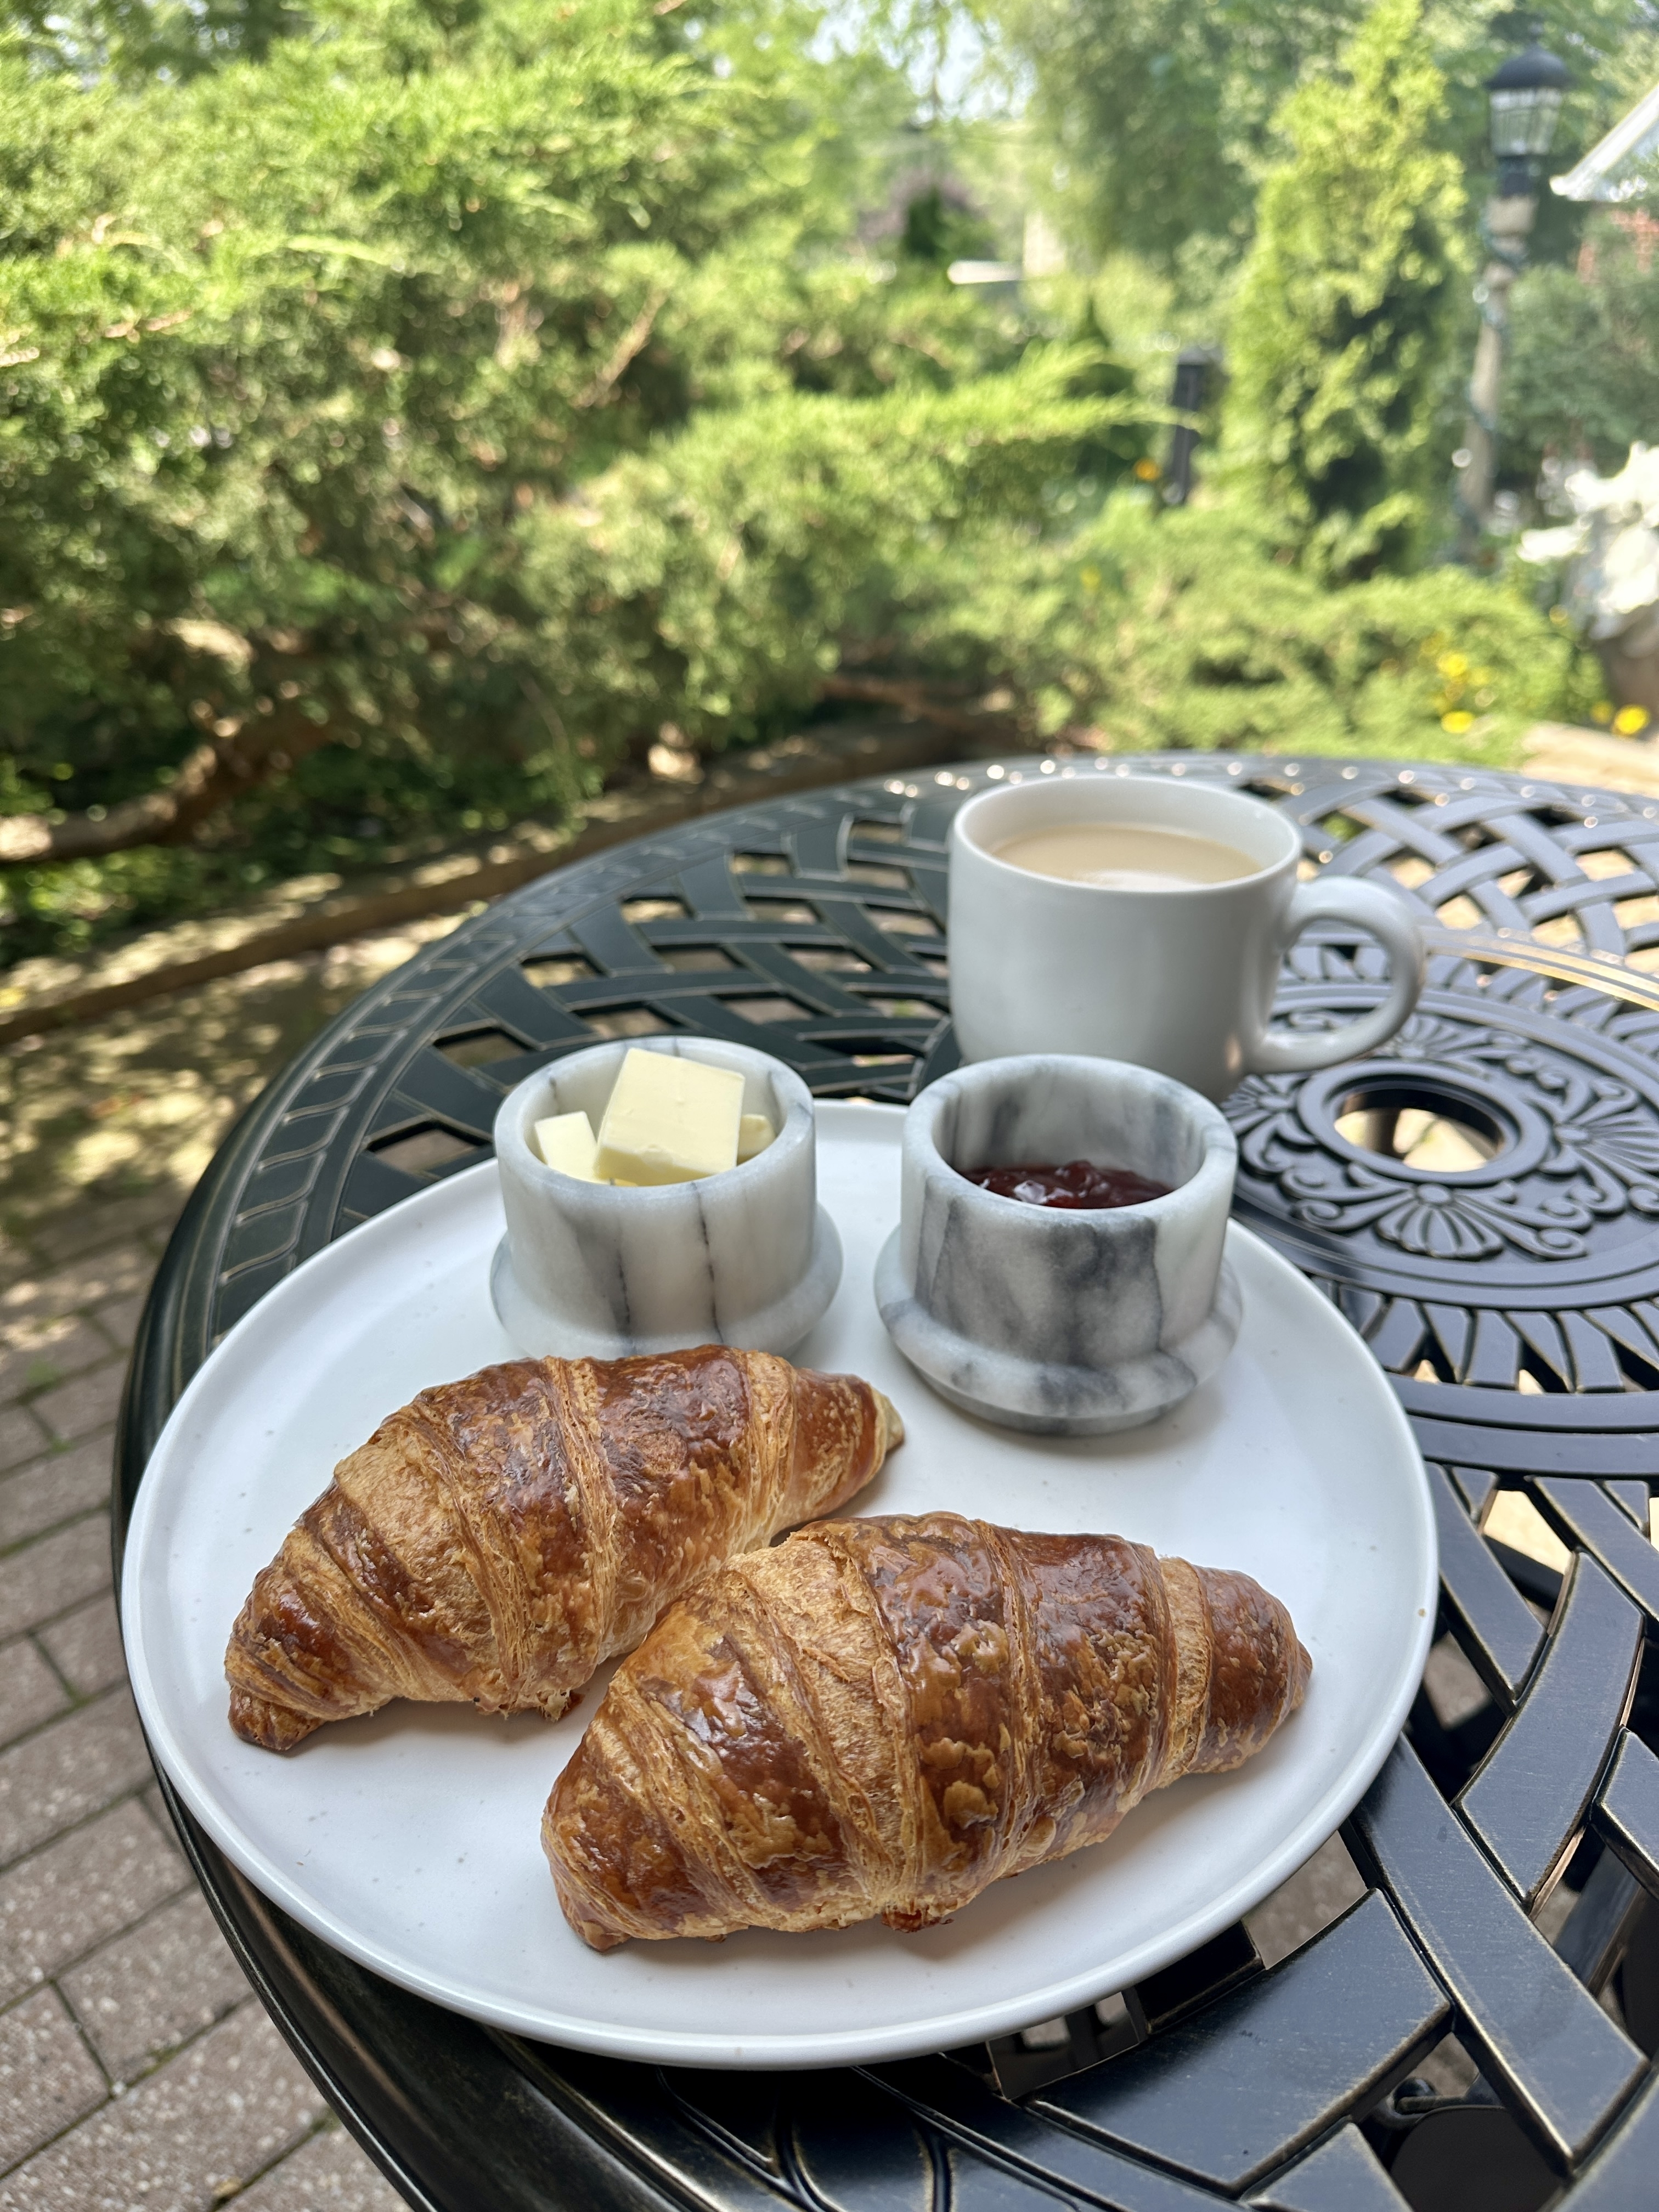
[
  {"x1": 225, "y1": 1347, "x2": 901, "y2": 1753},
  {"x1": 545, "y1": 1510, "x2": 1309, "y2": 1948}
]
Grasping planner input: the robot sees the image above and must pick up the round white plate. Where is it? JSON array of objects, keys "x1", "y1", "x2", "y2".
[{"x1": 122, "y1": 1101, "x2": 1436, "y2": 2070}]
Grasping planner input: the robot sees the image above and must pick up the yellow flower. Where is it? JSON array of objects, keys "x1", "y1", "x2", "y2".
[
  {"x1": 1441, "y1": 710, "x2": 1476, "y2": 734},
  {"x1": 1592, "y1": 700, "x2": 1615, "y2": 725},
  {"x1": 1437, "y1": 652, "x2": 1469, "y2": 679},
  {"x1": 1133, "y1": 459, "x2": 1159, "y2": 482},
  {"x1": 1613, "y1": 704, "x2": 1651, "y2": 736}
]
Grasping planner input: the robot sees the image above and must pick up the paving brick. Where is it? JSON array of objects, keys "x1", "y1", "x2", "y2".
[
  {"x1": 233, "y1": 2123, "x2": 406, "y2": 2212},
  {"x1": 1245, "y1": 1832, "x2": 1369, "y2": 1971},
  {"x1": 26, "y1": 1365, "x2": 125, "y2": 1449},
  {"x1": 64, "y1": 1891, "x2": 247, "y2": 2086},
  {"x1": 0, "y1": 1649, "x2": 66, "y2": 1754},
  {"x1": 0, "y1": 1442, "x2": 112, "y2": 1551},
  {"x1": 0, "y1": 1999, "x2": 323, "y2": 2208},
  {"x1": 0, "y1": 1521, "x2": 110, "y2": 1643},
  {"x1": 0, "y1": 1322, "x2": 112, "y2": 1412},
  {"x1": 30, "y1": 1198, "x2": 178, "y2": 1268},
  {"x1": 0, "y1": 1248, "x2": 155, "y2": 1330},
  {"x1": 91, "y1": 1294, "x2": 145, "y2": 1354},
  {"x1": 138, "y1": 1783, "x2": 174, "y2": 1845},
  {"x1": 0, "y1": 1419, "x2": 45, "y2": 1485},
  {"x1": 0, "y1": 1694, "x2": 153, "y2": 1868},
  {"x1": 38, "y1": 1596, "x2": 123, "y2": 1700},
  {"x1": 0, "y1": 1989, "x2": 106, "y2": 2171},
  {"x1": 0, "y1": 1804, "x2": 184, "y2": 2007}
]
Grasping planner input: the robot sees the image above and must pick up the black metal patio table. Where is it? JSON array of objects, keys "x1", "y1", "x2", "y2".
[{"x1": 115, "y1": 750, "x2": 1659, "y2": 2212}]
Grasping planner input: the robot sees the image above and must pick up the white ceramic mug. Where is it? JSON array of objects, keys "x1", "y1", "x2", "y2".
[{"x1": 949, "y1": 774, "x2": 1425, "y2": 1102}]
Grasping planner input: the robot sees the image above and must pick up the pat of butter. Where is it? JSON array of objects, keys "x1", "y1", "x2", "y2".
[
  {"x1": 534, "y1": 1110, "x2": 599, "y2": 1181},
  {"x1": 737, "y1": 1113, "x2": 775, "y2": 1163},
  {"x1": 595, "y1": 1049, "x2": 743, "y2": 1185}
]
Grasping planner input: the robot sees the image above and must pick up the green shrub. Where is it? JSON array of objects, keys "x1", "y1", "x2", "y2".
[
  {"x1": 538, "y1": 441, "x2": 1590, "y2": 768},
  {"x1": 514, "y1": 348, "x2": 1150, "y2": 747},
  {"x1": 1224, "y1": 0, "x2": 1470, "y2": 578},
  {"x1": 884, "y1": 497, "x2": 1590, "y2": 761},
  {"x1": 1505, "y1": 214, "x2": 1659, "y2": 488},
  {"x1": 0, "y1": 0, "x2": 1091, "y2": 955}
]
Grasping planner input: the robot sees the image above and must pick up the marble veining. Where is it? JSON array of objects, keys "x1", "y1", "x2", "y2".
[
  {"x1": 875, "y1": 1054, "x2": 1240, "y2": 1434},
  {"x1": 492, "y1": 1037, "x2": 842, "y2": 1358}
]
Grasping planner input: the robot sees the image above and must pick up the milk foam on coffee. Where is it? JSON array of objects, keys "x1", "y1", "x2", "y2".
[{"x1": 993, "y1": 822, "x2": 1257, "y2": 891}]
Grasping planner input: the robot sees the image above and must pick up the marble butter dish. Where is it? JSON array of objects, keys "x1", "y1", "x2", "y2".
[
  {"x1": 874, "y1": 1054, "x2": 1240, "y2": 1435},
  {"x1": 491, "y1": 1037, "x2": 842, "y2": 1358}
]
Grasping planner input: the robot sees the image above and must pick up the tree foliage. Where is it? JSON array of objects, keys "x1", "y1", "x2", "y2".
[
  {"x1": 0, "y1": 0, "x2": 1152, "y2": 952},
  {"x1": 1505, "y1": 209, "x2": 1659, "y2": 489},
  {"x1": 0, "y1": 0, "x2": 1602, "y2": 962},
  {"x1": 1224, "y1": 0, "x2": 1470, "y2": 578},
  {"x1": 986, "y1": 0, "x2": 1367, "y2": 275},
  {"x1": 940, "y1": 0, "x2": 1659, "y2": 316}
]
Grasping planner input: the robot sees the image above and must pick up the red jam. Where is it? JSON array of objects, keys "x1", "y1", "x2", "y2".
[{"x1": 960, "y1": 1160, "x2": 1171, "y2": 1211}]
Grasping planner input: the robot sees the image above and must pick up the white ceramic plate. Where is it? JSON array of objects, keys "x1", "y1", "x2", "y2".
[{"x1": 122, "y1": 1102, "x2": 1436, "y2": 2070}]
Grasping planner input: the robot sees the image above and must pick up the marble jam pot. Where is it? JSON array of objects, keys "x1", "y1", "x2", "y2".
[
  {"x1": 874, "y1": 1054, "x2": 1240, "y2": 1435},
  {"x1": 490, "y1": 1037, "x2": 842, "y2": 1359}
]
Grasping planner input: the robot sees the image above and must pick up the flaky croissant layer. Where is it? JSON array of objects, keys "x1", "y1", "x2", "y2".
[
  {"x1": 544, "y1": 1510, "x2": 1310, "y2": 1948},
  {"x1": 225, "y1": 1347, "x2": 901, "y2": 1752}
]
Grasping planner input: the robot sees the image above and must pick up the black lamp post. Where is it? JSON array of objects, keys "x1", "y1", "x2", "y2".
[{"x1": 1454, "y1": 41, "x2": 1570, "y2": 556}]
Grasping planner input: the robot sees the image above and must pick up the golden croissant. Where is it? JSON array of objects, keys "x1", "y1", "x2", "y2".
[
  {"x1": 545, "y1": 1510, "x2": 1310, "y2": 1948},
  {"x1": 225, "y1": 1347, "x2": 901, "y2": 1752}
]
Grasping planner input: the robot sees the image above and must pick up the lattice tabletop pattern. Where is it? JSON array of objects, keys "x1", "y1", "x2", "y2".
[{"x1": 117, "y1": 753, "x2": 1659, "y2": 2212}]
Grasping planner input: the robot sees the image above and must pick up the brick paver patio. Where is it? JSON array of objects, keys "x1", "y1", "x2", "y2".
[{"x1": 0, "y1": 1192, "x2": 401, "y2": 2212}]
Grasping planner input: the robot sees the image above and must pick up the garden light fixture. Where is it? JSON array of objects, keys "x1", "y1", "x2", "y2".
[
  {"x1": 1454, "y1": 38, "x2": 1570, "y2": 557},
  {"x1": 1487, "y1": 44, "x2": 1572, "y2": 196}
]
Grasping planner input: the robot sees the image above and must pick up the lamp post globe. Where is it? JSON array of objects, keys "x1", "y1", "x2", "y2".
[
  {"x1": 1454, "y1": 40, "x2": 1570, "y2": 558},
  {"x1": 1486, "y1": 43, "x2": 1572, "y2": 196}
]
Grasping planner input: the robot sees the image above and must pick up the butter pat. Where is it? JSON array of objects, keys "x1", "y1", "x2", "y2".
[
  {"x1": 595, "y1": 1049, "x2": 744, "y2": 1185},
  {"x1": 534, "y1": 1110, "x2": 599, "y2": 1181},
  {"x1": 737, "y1": 1113, "x2": 775, "y2": 1163}
]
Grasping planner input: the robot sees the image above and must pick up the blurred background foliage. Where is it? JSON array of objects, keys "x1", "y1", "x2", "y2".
[
  {"x1": 0, "y1": 0, "x2": 1650, "y2": 960},
  {"x1": 1505, "y1": 205, "x2": 1659, "y2": 484}
]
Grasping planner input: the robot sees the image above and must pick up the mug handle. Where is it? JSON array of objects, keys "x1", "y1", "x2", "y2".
[{"x1": 1246, "y1": 879, "x2": 1426, "y2": 1076}]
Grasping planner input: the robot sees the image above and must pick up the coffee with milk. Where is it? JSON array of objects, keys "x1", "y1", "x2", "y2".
[{"x1": 995, "y1": 823, "x2": 1257, "y2": 892}]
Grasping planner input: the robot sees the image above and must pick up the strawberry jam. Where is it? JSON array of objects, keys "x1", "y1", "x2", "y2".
[{"x1": 960, "y1": 1160, "x2": 1170, "y2": 1210}]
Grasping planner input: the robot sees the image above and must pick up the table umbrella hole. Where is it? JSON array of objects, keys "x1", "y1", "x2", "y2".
[{"x1": 1334, "y1": 1082, "x2": 1509, "y2": 1173}]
